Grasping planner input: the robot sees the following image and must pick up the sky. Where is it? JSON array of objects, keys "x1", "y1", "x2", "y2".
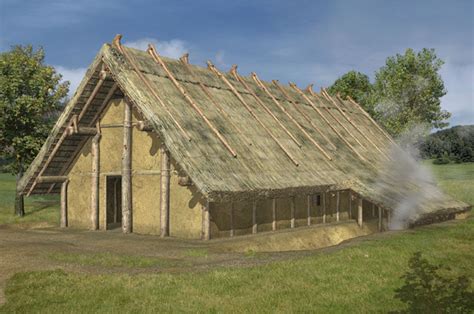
[{"x1": 1, "y1": 0, "x2": 473, "y2": 126}]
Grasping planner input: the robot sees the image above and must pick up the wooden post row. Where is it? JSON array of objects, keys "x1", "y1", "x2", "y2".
[{"x1": 122, "y1": 100, "x2": 132, "y2": 233}]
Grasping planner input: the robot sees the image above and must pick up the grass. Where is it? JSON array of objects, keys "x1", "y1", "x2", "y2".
[
  {"x1": 1, "y1": 163, "x2": 473, "y2": 312},
  {"x1": 47, "y1": 252, "x2": 179, "y2": 268},
  {"x1": 0, "y1": 173, "x2": 59, "y2": 226}
]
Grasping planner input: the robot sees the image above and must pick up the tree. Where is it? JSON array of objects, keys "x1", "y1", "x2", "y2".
[
  {"x1": 327, "y1": 70, "x2": 377, "y2": 116},
  {"x1": 373, "y1": 48, "x2": 450, "y2": 136},
  {"x1": 393, "y1": 252, "x2": 474, "y2": 313},
  {"x1": 0, "y1": 45, "x2": 69, "y2": 216}
]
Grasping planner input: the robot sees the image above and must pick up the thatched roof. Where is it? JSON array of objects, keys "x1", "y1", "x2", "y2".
[{"x1": 19, "y1": 36, "x2": 470, "y2": 220}]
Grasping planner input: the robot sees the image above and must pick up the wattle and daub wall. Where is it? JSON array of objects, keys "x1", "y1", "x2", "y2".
[{"x1": 66, "y1": 98, "x2": 377, "y2": 239}]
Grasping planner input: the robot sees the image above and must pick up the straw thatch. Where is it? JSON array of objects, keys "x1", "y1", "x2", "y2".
[{"x1": 18, "y1": 37, "x2": 470, "y2": 220}]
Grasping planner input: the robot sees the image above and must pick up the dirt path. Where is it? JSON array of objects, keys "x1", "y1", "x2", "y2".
[{"x1": 0, "y1": 221, "x2": 383, "y2": 305}]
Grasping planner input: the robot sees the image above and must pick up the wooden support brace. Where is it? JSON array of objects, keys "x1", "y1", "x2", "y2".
[
  {"x1": 160, "y1": 146, "x2": 170, "y2": 237},
  {"x1": 336, "y1": 191, "x2": 340, "y2": 222},
  {"x1": 372, "y1": 203, "x2": 376, "y2": 218},
  {"x1": 349, "y1": 191, "x2": 353, "y2": 219},
  {"x1": 36, "y1": 176, "x2": 69, "y2": 184},
  {"x1": 137, "y1": 120, "x2": 154, "y2": 132},
  {"x1": 272, "y1": 198, "x2": 277, "y2": 231},
  {"x1": 67, "y1": 126, "x2": 98, "y2": 136},
  {"x1": 60, "y1": 179, "x2": 69, "y2": 228},
  {"x1": 357, "y1": 198, "x2": 363, "y2": 227},
  {"x1": 290, "y1": 197, "x2": 295, "y2": 228},
  {"x1": 252, "y1": 200, "x2": 257, "y2": 234}
]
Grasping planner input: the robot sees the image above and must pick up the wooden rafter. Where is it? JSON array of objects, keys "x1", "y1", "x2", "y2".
[
  {"x1": 230, "y1": 66, "x2": 302, "y2": 148},
  {"x1": 112, "y1": 34, "x2": 191, "y2": 141},
  {"x1": 77, "y1": 69, "x2": 107, "y2": 121},
  {"x1": 178, "y1": 54, "x2": 249, "y2": 145},
  {"x1": 309, "y1": 89, "x2": 367, "y2": 149},
  {"x1": 346, "y1": 95, "x2": 396, "y2": 145},
  {"x1": 148, "y1": 44, "x2": 237, "y2": 157},
  {"x1": 320, "y1": 88, "x2": 388, "y2": 158},
  {"x1": 272, "y1": 80, "x2": 337, "y2": 151},
  {"x1": 251, "y1": 72, "x2": 332, "y2": 161},
  {"x1": 289, "y1": 83, "x2": 368, "y2": 162},
  {"x1": 207, "y1": 61, "x2": 299, "y2": 166}
]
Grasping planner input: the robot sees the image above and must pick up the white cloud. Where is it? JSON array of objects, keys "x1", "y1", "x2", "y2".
[
  {"x1": 124, "y1": 38, "x2": 188, "y2": 59},
  {"x1": 54, "y1": 66, "x2": 87, "y2": 97},
  {"x1": 440, "y1": 61, "x2": 474, "y2": 126}
]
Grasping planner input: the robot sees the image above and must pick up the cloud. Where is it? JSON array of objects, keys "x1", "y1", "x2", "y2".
[
  {"x1": 124, "y1": 38, "x2": 188, "y2": 59},
  {"x1": 440, "y1": 62, "x2": 474, "y2": 126},
  {"x1": 54, "y1": 66, "x2": 87, "y2": 96}
]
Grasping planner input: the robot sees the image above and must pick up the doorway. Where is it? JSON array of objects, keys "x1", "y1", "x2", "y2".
[{"x1": 106, "y1": 176, "x2": 122, "y2": 230}]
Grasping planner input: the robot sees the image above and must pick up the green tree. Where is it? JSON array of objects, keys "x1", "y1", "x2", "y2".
[
  {"x1": 327, "y1": 70, "x2": 377, "y2": 116},
  {"x1": 0, "y1": 45, "x2": 69, "y2": 216},
  {"x1": 373, "y1": 48, "x2": 450, "y2": 136}
]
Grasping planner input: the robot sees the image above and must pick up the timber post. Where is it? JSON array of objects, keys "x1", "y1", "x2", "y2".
[
  {"x1": 90, "y1": 130, "x2": 101, "y2": 230},
  {"x1": 160, "y1": 146, "x2": 170, "y2": 237},
  {"x1": 252, "y1": 200, "x2": 257, "y2": 234},
  {"x1": 307, "y1": 195, "x2": 311, "y2": 226},
  {"x1": 272, "y1": 198, "x2": 277, "y2": 231},
  {"x1": 230, "y1": 202, "x2": 234, "y2": 237},
  {"x1": 202, "y1": 201, "x2": 210, "y2": 240},
  {"x1": 322, "y1": 192, "x2": 326, "y2": 223},
  {"x1": 378, "y1": 206, "x2": 382, "y2": 231},
  {"x1": 349, "y1": 191, "x2": 353, "y2": 219},
  {"x1": 290, "y1": 197, "x2": 295, "y2": 228},
  {"x1": 357, "y1": 197, "x2": 363, "y2": 227},
  {"x1": 122, "y1": 99, "x2": 132, "y2": 233},
  {"x1": 60, "y1": 179, "x2": 69, "y2": 228},
  {"x1": 336, "y1": 191, "x2": 340, "y2": 222}
]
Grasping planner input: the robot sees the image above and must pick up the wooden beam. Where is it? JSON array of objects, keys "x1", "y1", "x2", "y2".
[
  {"x1": 90, "y1": 132, "x2": 100, "y2": 230},
  {"x1": 349, "y1": 191, "x2": 353, "y2": 219},
  {"x1": 60, "y1": 179, "x2": 69, "y2": 228},
  {"x1": 207, "y1": 61, "x2": 299, "y2": 166},
  {"x1": 372, "y1": 203, "x2": 376, "y2": 218},
  {"x1": 112, "y1": 34, "x2": 191, "y2": 141},
  {"x1": 160, "y1": 146, "x2": 170, "y2": 237},
  {"x1": 290, "y1": 197, "x2": 295, "y2": 228},
  {"x1": 272, "y1": 198, "x2": 277, "y2": 231},
  {"x1": 179, "y1": 57, "x2": 250, "y2": 145},
  {"x1": 121, "y1": 99, "x2": 132, "y2": 233},
  {"x1": 290, "y1": 83, "x2": 367, "y2": 163},
  {"x1": 231, "y1": 67, "x2": 302, "y2": 148},
  {"x1": 148, "y1": 45, "x2": 237, "y2": 157},
  {"x1": 307, "y1": 195, "x2": 311, "y2": 226},
  {"x1": 89, "y1": 83, "x2": 119, "y2": 126},
  {"x1": 272, "y1": 81, "x2": 337, "y2": 151},
  {"x1": 336, "y1": 191, "x2": 340, "y2": 222},
  {"x1": 202, "y1": 201, "x2": 210, "y2": 240},
  {"x1": 36, "y1": 176, "x2": 68, "y2": 183},
  {"x1": 252, "y1": 200, "x2": 257, "y2": 234},
  {"x1": 357, "y1": 198, "x2": 363, "y2": 227},
  {"x1": 77, "y1": 69, "x2": 107, "y2": 121},
  {"x1": 67, "y1": 126, "x2": 98, "y2": 136},
  {"x1": 252, "y1": 73, "x2": 333, "y2": 161},
  {"x1": 137, "y1": 120, "x2": 154, "y2": 132}
]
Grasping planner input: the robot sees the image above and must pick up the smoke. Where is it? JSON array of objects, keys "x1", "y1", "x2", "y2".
[{"x1": 375, "y1": 123, "x2": 445, "y2": 230}]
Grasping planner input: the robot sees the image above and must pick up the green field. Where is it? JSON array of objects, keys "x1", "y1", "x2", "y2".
[{"x1": 0, "y1": 163, "x2": 473, "y2": 312}]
